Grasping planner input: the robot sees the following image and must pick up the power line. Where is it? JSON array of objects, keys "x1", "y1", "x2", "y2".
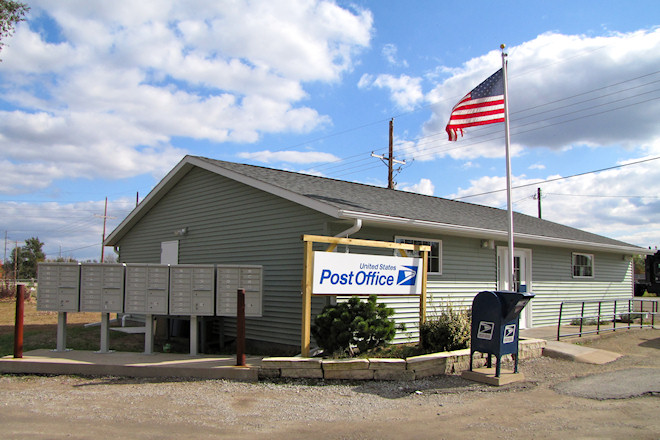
[
  {"x1": 317, "y1": 71, "x2": 660, "y2": 179},
  {"x1": 59, "y1": 243, "x2": 99, "y2": 254},
  {"x1": 545, "y1": 192, "x2": 660, "y2": 199},
  {"x1": 454, "y1": 155, "x2": 660, "y2": 200}
]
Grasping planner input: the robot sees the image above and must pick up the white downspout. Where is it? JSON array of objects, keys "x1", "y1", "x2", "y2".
[
  {"x1": 334, "y1": 218, "x2": 362, "y2": 238},
  {"x1": 329, "y1": 218, "x2": 362, "y2": 306}
]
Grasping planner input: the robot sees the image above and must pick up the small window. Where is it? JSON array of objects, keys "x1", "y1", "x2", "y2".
[
  {"x1": 395, "y1": 237, "x2": 442, "y2": 274},
  {"x1": 572, "y1": 253, "x2": 594, "y2": 278}
]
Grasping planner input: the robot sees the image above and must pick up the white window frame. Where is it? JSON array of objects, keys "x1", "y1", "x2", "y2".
[
  {"x1": 572, "y1": 252, "x2": 594, "y2": 278},
  {"x1": 395, "y1": 236, "x2": 442, "y2": 275}
]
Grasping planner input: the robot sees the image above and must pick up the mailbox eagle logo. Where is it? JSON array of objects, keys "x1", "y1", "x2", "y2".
[
  {"x1": 396, "y1": 266, "x2": 418, "y2": 286},
  {"x1": 477, "y1": 321, "x2": 494, "y2": 340}
]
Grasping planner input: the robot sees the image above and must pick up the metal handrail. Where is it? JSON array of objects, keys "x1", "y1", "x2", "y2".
[{"x1": 557, "y1": 297, "x2": 659, "y2": 340}]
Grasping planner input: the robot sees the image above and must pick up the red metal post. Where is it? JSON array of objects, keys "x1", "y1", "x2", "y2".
[
  {"x1": 14, "y1": 284, "x2": 25, "y2": 358},
  {"x1": 236, "y1": 288, "x2": 246, "y2": 366}
]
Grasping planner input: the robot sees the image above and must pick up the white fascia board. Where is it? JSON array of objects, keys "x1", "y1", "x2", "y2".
[
  {"x1": 338, "y1": 210, "x2": 648, "y2": 255},
  {"x1": 105, "y1": 156, "x2": 342, "y2": 245},
  {"x1": 105, "y1": 156, "x2": 195, "y2": 245}
]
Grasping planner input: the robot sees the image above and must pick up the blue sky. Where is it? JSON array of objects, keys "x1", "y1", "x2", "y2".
[{"x1": 1, "y1": 0, "x2": 659, "y2": 261}]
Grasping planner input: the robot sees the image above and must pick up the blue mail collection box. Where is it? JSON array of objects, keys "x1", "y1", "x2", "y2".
[{"x1": 469, "y1": 290, "x2": 534, "y2": 377}]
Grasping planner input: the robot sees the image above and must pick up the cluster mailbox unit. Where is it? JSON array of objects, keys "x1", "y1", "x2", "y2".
[
  {"x1": 37, "y1": 262, "x2": 263, "y2": 355},
  {"x1": 125, "y1": 264, "x2": 170, "y2": 315},
  {"x1": 36, "y1": 263, "x2": 82, "y2": 352},
  {"x1": 37, "y1": 263, "x2": 81, "y2": 313},
  {"x1": 170, "y1": 265, "x2": 215, "y2": 316},
  {"x1": 80, "y1": 263, "x2": 125, "y2": 313},
  {"x1": 216, "y1": 265, "x2": 262, "y2": 317}
]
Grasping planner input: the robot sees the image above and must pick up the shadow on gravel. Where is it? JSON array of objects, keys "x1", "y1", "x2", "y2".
[
  {"x1": 639, "y1": 337, "x2": 660, "y2": 350},
  {"x1": 70, "y1": 376, "x2": 212, "y2": 387},
  {"x1": 351, "y1": 374, "x2": 536, "y2": 399}
]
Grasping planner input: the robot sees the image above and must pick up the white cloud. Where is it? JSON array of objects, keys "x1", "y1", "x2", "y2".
[
  {"x1": 413, "y1": 29, "x2": 660, "y2": 162},
  {"x1": 237, "y1": 150, "x2": 340, "y2": 164},
  {"x1": 0, "y1": 198, "x2": 136, "y2": 261},
  {"x1": 382, "y1": 43, "x2": 408, "y2": 67},
  {"x1": 400, "y1": 178, "x2": 435, "y2": 196},
  {"x1": 0, "y1": 0, "x2": 373, "y2": 192},
  {"x1": 529, "y1": 163, "x2": 546, "y2": 170},
  {"x1": 449, "y1": 150, "x2": 660, "y2": 249},
  {"x1": 358, "y1": 73, "x2": 423, "y2": 111}
]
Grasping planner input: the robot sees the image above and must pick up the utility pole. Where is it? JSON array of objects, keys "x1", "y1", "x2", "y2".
[
  {"x1": 371, "y1": 118, "x2": 406, "y2": 189},
  {"x1": 95, "y1": 197, "x2": 115, "y2": 263},
  {"x1": 388, "y1": 118, "x2": 394, "y2": 189},
  {"x1": 533, "y1": 188, "x2": 542, "y2": 219},
  {"x1": 14, "y1": 240, "x2": 18, "y2": 286}
]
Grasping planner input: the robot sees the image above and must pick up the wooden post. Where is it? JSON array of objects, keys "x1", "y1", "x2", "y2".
[
  {"x1": 236, "y1": 289, "x2": 246, "y2": 366},
  {"x1": 301, "y1": 240, "x2": 313, "y2": 357},
  {"x1": 300, "y1": 235, "x2": 430, "y2": 357},
  {"x1": 13, "y1": 284, "x2": 24, "y2": 358},
  {"x1": 420, "y1": 250, "x2": 428, "y2": 326}
]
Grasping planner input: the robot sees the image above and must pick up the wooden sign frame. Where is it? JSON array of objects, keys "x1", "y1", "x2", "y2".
[{"x1": 301, "y1": 234, "x2": 430, "y2": 357}]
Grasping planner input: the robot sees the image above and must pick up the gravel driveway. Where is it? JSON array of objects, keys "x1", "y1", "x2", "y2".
[{"x1": 1, "y1": 328, "x2": 658, "y2": 439}]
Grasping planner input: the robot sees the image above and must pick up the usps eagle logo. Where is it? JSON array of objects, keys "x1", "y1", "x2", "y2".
[{"x1": 396, "y1": 266, "x2": 418, "y2": 286}]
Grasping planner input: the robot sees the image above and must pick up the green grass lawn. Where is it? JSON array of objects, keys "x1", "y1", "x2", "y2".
[{"x1": 1, "y1": 299, "x2": 146, "y2": 356}]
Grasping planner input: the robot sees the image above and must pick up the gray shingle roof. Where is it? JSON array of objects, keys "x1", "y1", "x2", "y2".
[{"x1": 195, "y1": 156, "x2": 640, "y2": 251}]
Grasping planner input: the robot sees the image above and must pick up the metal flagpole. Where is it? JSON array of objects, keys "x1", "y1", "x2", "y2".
[{"x1": 501, "y1": 44, "x2": 515, "y2": 291}]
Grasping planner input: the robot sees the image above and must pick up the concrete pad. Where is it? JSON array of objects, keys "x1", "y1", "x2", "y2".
[
  {"x1": 0, "y1": 349, "x2": 260, "y2": 382},
  {"x1": 462, "y1": 367, "x2": 525, "y2": 386},
  {"x1": 110, "y1": 326, "x2": 146, "y2": 334},
  {"x1": 543, "y1": 340, "x2": 622, "y2": 365}
]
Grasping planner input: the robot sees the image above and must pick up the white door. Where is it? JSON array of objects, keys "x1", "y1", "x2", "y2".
[
  {"x1": 161, "y1": 240, "x2": 179, "y2": 265},
  {"x1": 497, "y1": 247, "x2": 532, "y2": 328}
]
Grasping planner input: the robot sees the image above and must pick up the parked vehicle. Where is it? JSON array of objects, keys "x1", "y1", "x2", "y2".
[{"x1": 634, "y1": 250, "x2": 660, "y2": 296}]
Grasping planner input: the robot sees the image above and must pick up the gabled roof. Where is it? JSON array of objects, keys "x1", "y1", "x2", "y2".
[{"x1": 105, "y1": 155, "x2": 646, "y2": 254}]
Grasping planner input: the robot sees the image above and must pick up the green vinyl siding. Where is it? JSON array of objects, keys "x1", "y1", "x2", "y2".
[
  {"x1": 117, "y1": 167, "x2": 330, "y2": 347},
  {"x1": 115, "y1": 166, "x2": 636, "y2": 348},
  {"x1": 528, "y1": 246, "x2": 633, "y2": 327},
  {"x1": 333, "y1": 229, "x2": 497, "y2": 342}
]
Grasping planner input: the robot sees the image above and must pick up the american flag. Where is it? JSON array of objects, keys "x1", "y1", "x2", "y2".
[{"x1": 445, "y1": 68, "x2": 505, "y2": 141}]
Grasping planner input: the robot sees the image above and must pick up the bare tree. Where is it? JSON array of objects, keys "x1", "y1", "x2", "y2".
[{"x1": 0, "y1": 0, "x2": 29, "y2": 59}]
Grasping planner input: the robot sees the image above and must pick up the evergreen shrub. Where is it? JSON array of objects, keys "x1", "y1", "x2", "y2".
[{"x1": 311, "y1": 295, "x2": 399, "y2": 356}]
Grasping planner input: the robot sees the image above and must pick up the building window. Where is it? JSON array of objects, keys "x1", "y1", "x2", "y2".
[
  {"x1": 395, "y1": 237, "x2": 442, "y2": 274},
  {"x1": 572, "y1": 253, "x2": 594, "y2": 278}
]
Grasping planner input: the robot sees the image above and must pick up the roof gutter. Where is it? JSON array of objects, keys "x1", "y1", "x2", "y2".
[{"x1": 337, "y1": 210, "x2": 650, "y2": 255}]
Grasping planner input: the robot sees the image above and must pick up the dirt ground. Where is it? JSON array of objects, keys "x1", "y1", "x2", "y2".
[{"x1": 1, "y1": 328, "x2": 659, "y2": 439}]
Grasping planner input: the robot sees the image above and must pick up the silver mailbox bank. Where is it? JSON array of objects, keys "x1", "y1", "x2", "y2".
[
  {"x1": 216, "y1": 265, "x2": 262, "y2": 317},
  {"x1": 37, "y1": 263, "x2": 80, "y2": 312},
  {"x1": 169, "y1": 264, "x2": 215, "y2": 316},
  {"x1": 124, "y1": 264, "x2": 169, "y2": 314},
  {"x1": 80, "y1": 263, "x2": 125, "y2": 313}
]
